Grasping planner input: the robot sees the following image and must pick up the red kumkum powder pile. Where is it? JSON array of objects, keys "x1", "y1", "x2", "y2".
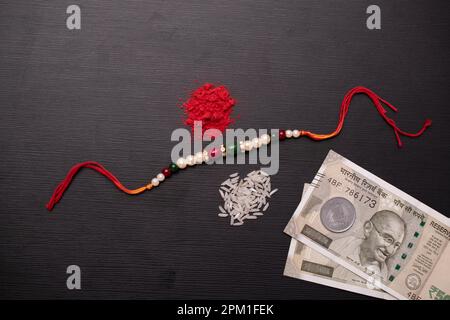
[{"x1": 181, "y1": 83, "x2": 236, "y2": 138}]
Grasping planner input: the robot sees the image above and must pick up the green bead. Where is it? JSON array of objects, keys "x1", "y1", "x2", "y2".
[
  {"x1": 226, "y1": 143, "x2": 238, "y2": 155},
  {"x1": 169, "y1": 163, "x2": 179, "y2": 173}
]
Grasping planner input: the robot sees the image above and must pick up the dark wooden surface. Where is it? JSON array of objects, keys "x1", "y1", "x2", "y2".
[{"x1": 0, "y1": 0, "x2": 449, "y2": 299}]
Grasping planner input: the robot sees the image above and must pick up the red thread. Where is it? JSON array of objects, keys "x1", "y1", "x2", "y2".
[
  {"x1": 46, "y1": 161, "x2": 148, "y2": 211},
  {"x1": 181, "y1": 83, "x2": 236, "y2": 138},
  {"x1": 299, "y1": 86, "x2": 432, "y2": 147}
]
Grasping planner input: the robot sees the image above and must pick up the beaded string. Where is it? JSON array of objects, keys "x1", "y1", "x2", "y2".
[{"x1": 46, "y1": 86, "x2": 432, "y2": 211}]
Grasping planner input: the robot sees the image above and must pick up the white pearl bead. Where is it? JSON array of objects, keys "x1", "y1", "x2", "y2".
[
  {"x1": 202, "y1": 150, "x2": 209, "y2": 162},
  {"x1": 252, "y1": 137, "x2": 260, "y2": 148},
  {"x1": 151, "y1": 178, "x2": 160, "y2": 187},
  {"x1": 195, "y1": 152, "x2": 203, "y2": 164},
  {"x1": 239, "y1": 141, "x2": 246, "y2": 152},
  {"x1": 244, "y1": 141, "x2": 253, "y2": 151},
  {"x1": 285, "y1": 130, "x2": 293, "y2": 138},
  {"x1": 156, "y1": 173, "x2": 165, "y2": 182},
  {"x1": 186, "y1": 155, "x2": 195, "y2": 166},
  {"x1": 176, "y1": 158, "x2": 187, "y2": 169},
  {"x1": 293, "y1": 129, "x2": 300, "y2": 138},
  {"x1": 260, "y1": 134, "x2": 271, "y2": 145}
]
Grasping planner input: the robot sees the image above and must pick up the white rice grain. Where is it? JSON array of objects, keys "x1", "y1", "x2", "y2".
[{"x1": 217, "y1": 170, "x2": 278, "y2": 226}]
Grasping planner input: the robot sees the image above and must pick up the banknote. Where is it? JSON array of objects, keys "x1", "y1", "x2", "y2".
[
  {"x1": 285, "y1": 150, "x2": 450, "y2": 300},
  {"x1": 284, "y1": 184, "x2": 395, "y2": 300}
]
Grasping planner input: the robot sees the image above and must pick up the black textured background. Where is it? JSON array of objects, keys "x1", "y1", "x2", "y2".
[{"x1": 0, "y1": 0, "x2": 449, "y2": 299}]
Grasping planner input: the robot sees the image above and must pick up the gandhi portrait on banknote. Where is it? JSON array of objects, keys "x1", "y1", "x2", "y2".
[{"x1": 330, "y1": 210, "x2": 406, "y2": 281}]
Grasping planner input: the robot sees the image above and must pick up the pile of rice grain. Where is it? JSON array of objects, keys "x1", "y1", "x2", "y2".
[{"x1": 218, "y1": 170, "x2": 278, "y2": 226}]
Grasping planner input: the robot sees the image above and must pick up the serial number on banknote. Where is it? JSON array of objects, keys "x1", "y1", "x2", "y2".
[{"x1": 328, "y1": 178, "x2": 377, "y2": 208}]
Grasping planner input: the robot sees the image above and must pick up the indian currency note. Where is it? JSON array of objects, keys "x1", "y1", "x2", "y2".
[
  {"x1": 285, "y1": 150, "x2": 450, "y2": 300},
  {"x1": 284, "y1": 184, "x2": 395, "y2": 300}
]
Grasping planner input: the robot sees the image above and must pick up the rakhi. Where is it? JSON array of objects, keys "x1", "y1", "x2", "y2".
[{"x1": 46, "y1": 85, "x2": 432, "y2": 211}]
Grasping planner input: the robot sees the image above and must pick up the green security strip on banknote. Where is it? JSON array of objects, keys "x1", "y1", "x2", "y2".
[
  {"x1": 284, "y1": 184, "x2": 395, "y2": 300},
  {"x1": 285, "y1": 150, "x2": 450, "y2": 300}
]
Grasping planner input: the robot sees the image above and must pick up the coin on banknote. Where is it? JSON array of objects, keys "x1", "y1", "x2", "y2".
[{"x1": 320, "y1": 197, "x2": 356, "y2": 233}]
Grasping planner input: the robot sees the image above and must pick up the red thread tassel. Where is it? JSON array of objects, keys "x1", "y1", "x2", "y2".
[
  {"x1": 46, "y1": 161, "x2": 148, "y2": 211},
  {"x1": 300, "y1": 86, "x2": 432, "y2": 147}
]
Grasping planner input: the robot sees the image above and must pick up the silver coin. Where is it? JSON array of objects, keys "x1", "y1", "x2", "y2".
[{"x1": 320, "y1": 197, "x2": 356, "y2": 233}]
